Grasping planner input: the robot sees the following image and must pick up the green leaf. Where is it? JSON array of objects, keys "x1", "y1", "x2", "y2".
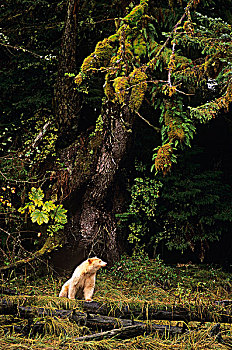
[
  {"x1": 29, "y1": 187, "x2": 44, "y2": 207},
  {"x1": 51, "y1": 205, "x2": 67, "y2": 224},
  {"x1": 31, "y1": 209, "x2": 49, "y2": 225},
  {"x1": 18, "y1": 202, "x2": 35, "y2": 214},
  {"x1": 42, "y1": 200, "x2": 56, "y2": 212}
]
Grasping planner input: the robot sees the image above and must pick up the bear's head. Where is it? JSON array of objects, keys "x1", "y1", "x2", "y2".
[{"x1": 88, "y1": 257, "x2": 107, "y2": 271}]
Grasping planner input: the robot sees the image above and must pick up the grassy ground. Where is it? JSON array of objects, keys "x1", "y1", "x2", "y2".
[{"x1": 0, "y1": 255, "x2": 232, "y2": 349}]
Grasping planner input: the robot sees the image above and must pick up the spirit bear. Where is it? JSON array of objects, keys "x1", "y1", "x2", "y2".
[{"x1": 59, "y1": 257, "x2": 107, "y2": 302}]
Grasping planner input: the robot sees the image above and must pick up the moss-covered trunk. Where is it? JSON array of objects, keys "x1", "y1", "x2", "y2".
[
  {"x1": 56, "y1": 102, "x2": 133, "y2": 266},
  {"x1": 78, "y1": 103, "x2": 133, "y2": 261}
]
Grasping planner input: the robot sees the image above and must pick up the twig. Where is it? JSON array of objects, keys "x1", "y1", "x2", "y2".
[
  {"x1": 0, "y1": 170, "x2": 53, "y2": 184},
  {"x1": 167, "y1": 33, "x2": 177, "y2": 87},
  {"x1": 32, "y1": 121, "x2": 51, "y2": 148},
  {"x1": 156, "y1": 0, "x2": 196, "y2": 57},
  {"x1": 0, "y1": 42, "x2": 44, "y2": 59},
  {"x1": 0, "y1": 235, "x2": 63, "y2": 273},
  {"x1": 176, "y1": 88, "x2": 194, "y2": 96},
  {"x1": 136, "y1": 111, "x2": 160, "y2": 132}
]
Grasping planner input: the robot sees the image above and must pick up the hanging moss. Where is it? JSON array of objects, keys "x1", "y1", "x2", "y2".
[
  {"x1": 113, "y1": 76, "x2": 129, "y2": 104},
  {"x1": 74, "y1": 73, "x2": 83, "y2": 86},
  {"x1": 133, "y1": 33, "x2": 147, "y2": 58},
  {"x1": 104, "y1": 73, "x2": 115, "y2": 100},
  {"x1": 124, "y1": 39, "x2": 135, "y2": 62},
  {"x1": 164, "y1": 110, "x2": 185, "y2": 142},
  {"x1": 155, "y1": 143, "x2": 173, "y2": 175},
  {"x1": 123, "y1": 0, "x2": 148, "y2": 26},
  {"x1": 95, "y1": 38, "x2": 114, "y2": 66},
  {"x1": 80, "y1": 53, "x2": 97, "y2": 75},
  {"x1": 129, "y1": 68, "x2": 147, "y2": 111},
  {"x1": 115, "y1": 26, "x2": 134, "y2": 67},
  {"x1": 167, "y1": 121, "x2": 185, "y2": 142}
]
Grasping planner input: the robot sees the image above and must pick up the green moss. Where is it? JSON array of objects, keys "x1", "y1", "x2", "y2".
[
  {"x1": 81, "y1": 53, "x2": 97, "y2": 75},
  {"x1": 104, "y1": 73, "x2": 115, "y2": 100},
  {"x1": 108, "y1": 33, "x2": 119, "y2": 44},
  {"x1": 74, "y1": 1, "x2": 149, "y2": 91},
  {"x1": 95, "y1": 114, "x2": 104, "y2": 133},
  {"x1": 133, "y1": 34, "x2": 147, "y2": 57},
  {"x1": 95, "y1": 38, "x2": 114, "y2": 66},
  {"x1": 38, "y1": 232, "x2": 64, "y2": 255},
  {"x1": 123, "y1": 0, "x2": 148, "y2": 26},
  {"x1": 78, "y1": 38, "x2": 115, "y2": 78},
  {"x1": 74, "y1": 73, "x2": 83, "y2": 86},
  {"x1": 113, "y1": 76, "x2": 129, "y2": 104},
  {"x1": 129, "y1": 68, "x2": 147, "y2": 111}
]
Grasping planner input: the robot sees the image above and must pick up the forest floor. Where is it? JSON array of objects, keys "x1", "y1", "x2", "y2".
[{"x1": 0, "y1": 255, "x2": 232, "y2": 349}]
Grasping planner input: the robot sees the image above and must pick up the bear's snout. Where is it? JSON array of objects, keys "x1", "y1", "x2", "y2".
[{"x1": 101, "y1": 260, "x2": 107, "y2": 267}]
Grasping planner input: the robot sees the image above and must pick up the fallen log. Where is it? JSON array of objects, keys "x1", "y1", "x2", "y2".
[
  {"x1": 82, "y1": 300, "x2": 191, "y2": 321},
  {"x1": 0, "y1": 298, "x2": 184, "y2": 338},
  {"x1": 7, "y1": 321, "x2": 46, "y2": 336},
  {"x1": 73, "y1": 325, "x2": 143, "y2": 341},
  {"x1": 82, "y1": 300, "x2": 232, "y2": 324},
  {"x1": 71, "y1": 323, "x2": 184, "y2": 342},
  {"x1": 0, "y1": 298, "x2": 188, "y2": 325},
  {"x1": 1, "y1": 298, "x2": 232, "y2": 325},
  {"x1": 0, "y1": 299, "x2": 87, "y2": 325}
]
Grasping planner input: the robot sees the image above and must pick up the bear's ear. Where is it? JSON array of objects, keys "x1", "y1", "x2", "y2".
[{"x1": 88, "y1": 258, "x2": 93, "y2": 264}]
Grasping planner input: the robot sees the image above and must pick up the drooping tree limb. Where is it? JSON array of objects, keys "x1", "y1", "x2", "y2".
[{"x1": 0, "y1": 234, "x2": 63, "y2": 273}]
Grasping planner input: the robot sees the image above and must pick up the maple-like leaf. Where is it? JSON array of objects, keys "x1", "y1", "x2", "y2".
[
  {"x1": 30, "y1": 209, "x2": 49, "y2": 225},
  {"x1": 42, "y1": 200, "x2": 56, "y2": 212},
  {"x1": 51, "y1": 206, "x2": 67, "y2": 224},
  {"x1": 29, "y1": 187, "x2": 44, "y2": 207}
]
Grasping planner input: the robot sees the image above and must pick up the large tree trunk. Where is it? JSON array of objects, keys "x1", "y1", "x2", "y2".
[
  {"x1": 54, "y1": 0, "x2": 80, "y2": 131},
  {"x1": 52, "y1": 1, "x2": 134, "y2": 270},
  {"x1": 77, "y1": 103, "x2": 133, "y2": 261},
  {"x1": 56, "y1": 102, "x2": 134, "y2": 266}
]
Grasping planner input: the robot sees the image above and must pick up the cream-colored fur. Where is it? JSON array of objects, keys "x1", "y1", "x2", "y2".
[{"x1": 59, "y1": 257, "x2": 107, "y2": 302}]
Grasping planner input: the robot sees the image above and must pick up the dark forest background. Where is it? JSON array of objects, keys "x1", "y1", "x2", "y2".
[{"x1": 1, "y1": 0, "x2": 232, "y2": 273}]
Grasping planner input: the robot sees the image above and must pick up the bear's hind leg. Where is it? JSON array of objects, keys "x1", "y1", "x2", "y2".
[
  {"x1": 68, "y1": 281, "x2": 77, "y2": 300},
  {"x1": 59, "y1": 279, "x2": 70, "y2": 297}
]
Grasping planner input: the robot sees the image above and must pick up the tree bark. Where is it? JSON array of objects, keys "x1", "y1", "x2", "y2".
[
  {"x1": 53, "y1": 102, "x2": 134, "y2": 266},
  {"x1": 54, "y1": 0, "x2": 80, "y2": 130},
  {"x1": 77, "y1": 103, "x2": 134, "y2": 261}
]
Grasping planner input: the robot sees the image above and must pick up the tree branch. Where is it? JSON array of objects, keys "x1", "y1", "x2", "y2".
[
  {"x1": 0, "y1": 234, "x2": 64, "y2": 273},
  {"x1": 136, "y1": 111, "x2": 160, "y2": 132}
]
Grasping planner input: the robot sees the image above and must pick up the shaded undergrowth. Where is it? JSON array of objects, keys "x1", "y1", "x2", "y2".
[{"x1": 0, "y1": 255, "x2": 232, "y2": 349}]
